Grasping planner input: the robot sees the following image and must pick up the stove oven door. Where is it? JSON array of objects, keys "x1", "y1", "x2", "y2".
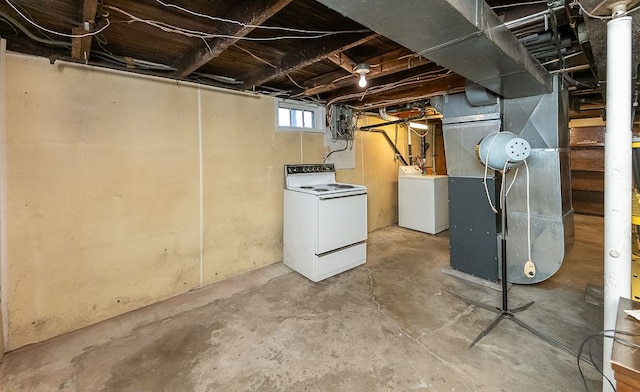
[{"x1": 316, "y1": 192, "x2": 367, "y2": 254}]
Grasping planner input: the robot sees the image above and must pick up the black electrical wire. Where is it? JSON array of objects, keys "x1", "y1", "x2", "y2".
[
  {"x1": 577, "y1": 329, "x2": 640, "y2": 391},
  {"x1": 323, "y1": 140, "x2": 350, "y2": 163},
  {"x1": 563, "y1": 73, "x2": 597, "y2": 90},
  {"x1": 578, "y1": 333, "x2": 615, "y2": 391}
]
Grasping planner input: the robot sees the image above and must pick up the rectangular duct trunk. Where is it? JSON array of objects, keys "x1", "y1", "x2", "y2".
[
  {"x1": 316, "y1": 0, "x2": 552, "y2": 98},
  {"x1": 434, "y1": 92, "x2": 501, "y2": 178},
  {"x1": 438, "y1": 75, "x2": 573, "y2": 284},
  {"x1": 502, "y1": 75, "x2": 574, "y2": 284}
]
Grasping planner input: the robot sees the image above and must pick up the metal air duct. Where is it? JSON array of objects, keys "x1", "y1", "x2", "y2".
[
  {"x1": 436, "y1": 75, "x2": 573, "y2": 284},
  {"x1": 502, "y1": 75, "x2": 574, "y2": 284},
  {"x1": 316, "y1": 0, "x2": 552, "y2": 98}
]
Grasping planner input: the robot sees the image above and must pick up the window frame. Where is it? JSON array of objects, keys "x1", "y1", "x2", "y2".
[{"x1": 275, "y1": 98, "x2": 326, "y2": 133}]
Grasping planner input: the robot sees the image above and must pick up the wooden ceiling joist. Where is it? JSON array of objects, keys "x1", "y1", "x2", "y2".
[
  {"x1": 71, "y1": 0, "x2": 99, "y2": 62},
  {"x1": 303, "y1": 49, "x2": 433, "y2": 96},
  {"x1": 241, "y1": 33, "x2": 379, "y2": 89},
  {"x1": 327, "y1": 52, "x2": 358, "y2": 73},
  {"x1": 334, "y1": 73, "x2": 467, "y2": 110},
  {"x1": 173, "y1": 0, "x2": 293, "y2": 78},
  {"x1": 0, "y1": 0, "x2": 601, "y2": 112}
]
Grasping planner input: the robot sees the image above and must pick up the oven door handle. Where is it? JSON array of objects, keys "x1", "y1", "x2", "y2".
[{"x1": 319, "y1": 192, "x2": 367, "y2": 201}]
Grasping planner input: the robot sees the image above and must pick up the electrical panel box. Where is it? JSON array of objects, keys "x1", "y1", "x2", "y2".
[{"x1": 330, "y1": 105, "x2": 354, "y2": 141}]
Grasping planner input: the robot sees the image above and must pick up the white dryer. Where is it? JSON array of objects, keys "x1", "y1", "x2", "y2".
[{"x1": 398, "y1": 166, "x2": 449, "y2": 234}]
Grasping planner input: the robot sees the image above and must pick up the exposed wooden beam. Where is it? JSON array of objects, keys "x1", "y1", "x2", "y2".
[
  {"x1": 327, "y1": 52, "x2": 357, "y2": 73},
  {"x1": 173, "y1": 0, "x2": 292, "y2": 78},
  {"x1": 305, "y1": 48, "x2": 411, "y2": 87},
  {"x1": 303, "y1": 49, "x2": 432, "y2": 96},
  {"x1": 71, "y1": 0, "x2": 99, "y2": 62},
  {"x1": 569, "y1": 109, "x2": 605, "y2": 119},
  {"x1": 241, "y1": 33, "x2": 378, "y2": 89},
  {"x1": 325, "y1": 73, "x2": 466, "y2": 110}
]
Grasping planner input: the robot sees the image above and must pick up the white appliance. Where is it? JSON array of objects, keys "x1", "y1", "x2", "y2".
[
  {"x1": 283, "y1": 163, "x2": 367, "y2": 282},
  {"x1": 398, "y1": 165, "x2": 449, "y2": 234}
]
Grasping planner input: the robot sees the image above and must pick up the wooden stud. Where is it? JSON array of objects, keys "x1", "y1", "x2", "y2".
[{"x1": 71, "y1": 0, "x2": 99, "y2": 62}]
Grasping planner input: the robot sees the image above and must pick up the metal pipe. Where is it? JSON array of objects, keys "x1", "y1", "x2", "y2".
[
  {"x1": 430, "y1": 123, "x2": 436, "y2": 173},
  {"x1": 526, "y1": 37, "x2": 571, "y2": 52},
  {"x1": 359, "y1": 107, "x2": 426, "y2": 131},
  {"x1": 379, "y1": 108, "x2": 400, "y2": 121},
  {"x1": 360, "y1": 128, "x2": 409, "y2": 166},
  {"x1": 531, "y1": 48, "x2": 567, "y2": 59},
  {"x1": 407, "y1": 126, "x2": 413, "y2": 165},
  {"x1": 519, "y1": 31, "x2": 553, "y2": 45},
  {"x1": 549, "y1": 63, "x2": 591, "y2": 74},
  {"x1": 603, "y1": 14, "x2": 633, "y2": 392},
  {"x1": 504, "y1": 6, "x2": 564, "y2": 29}
]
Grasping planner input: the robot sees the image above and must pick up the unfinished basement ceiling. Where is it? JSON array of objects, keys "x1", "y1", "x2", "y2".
[{"x1": 0, "y1": 0, "x2": 628, "y2": 118}]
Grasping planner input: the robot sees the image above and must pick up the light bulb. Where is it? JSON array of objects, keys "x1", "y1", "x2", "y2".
[{"x1": 358, "y1": 74, "x2": 367, "y2": 88}]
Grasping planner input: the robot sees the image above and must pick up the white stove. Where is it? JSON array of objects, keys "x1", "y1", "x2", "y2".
[
  {"x1": 283, "y1": 163, "x2": 367, "y2": 282},
  {"x1": 286, "y1": 183, "x2": 366, "y2": 196},
  {"x1": 284, "y1": 164, "x2": 367, "y2": 197}
]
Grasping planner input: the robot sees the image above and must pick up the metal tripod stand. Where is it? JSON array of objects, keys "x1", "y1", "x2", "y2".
[{"x1": 449, "y1": 188, "x2": 578, "y2": 356}]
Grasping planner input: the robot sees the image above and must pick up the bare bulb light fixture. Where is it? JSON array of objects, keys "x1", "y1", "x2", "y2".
[{"x1": 353, "y1": 63, "x2": 370, "y2": 88}]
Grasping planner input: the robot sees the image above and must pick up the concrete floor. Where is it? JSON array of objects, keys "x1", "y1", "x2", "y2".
[{"x1": 0, "y1": 214, "x2": 604, "y2": 391}]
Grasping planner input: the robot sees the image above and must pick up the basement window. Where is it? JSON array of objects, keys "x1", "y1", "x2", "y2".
[{"x1": 276, "y1": 99, "x2": 326, "y2": 133}]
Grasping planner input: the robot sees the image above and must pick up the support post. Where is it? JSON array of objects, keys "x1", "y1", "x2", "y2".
[{"x1": 603, "y1": 12, "x2": 633, "y2": 392}]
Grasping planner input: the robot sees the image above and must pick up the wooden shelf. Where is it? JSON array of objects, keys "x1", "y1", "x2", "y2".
[
  {"x1": 570, "y1": 126, "x2": 604, "y2": 216},
  {"x1": 572, "y1": 189, "x2": 604, "y2": 216},
  {"x1": 571, "y1": 171, "x2": 604, "y2": 191},
  {"x1": 570, "y1": 126, "x2": 605, "y2": 147},
  {"x1": 570, "y1": 147, "x2": 604, "y2": 172}
]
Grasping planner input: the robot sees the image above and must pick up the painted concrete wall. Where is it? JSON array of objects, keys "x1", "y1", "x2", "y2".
[
  {"x1": 199, "y1": 90, "x2": 323, "y2": 283},
  {"x1": 5, "y1": 55, "x2": 202, "y2": 350},
  {"x1": 1, "y1": 54, "x2": 404, "y2": 351},
  {"x1": 337, "y1": 118, "x2": 410, "y2": 231}
]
